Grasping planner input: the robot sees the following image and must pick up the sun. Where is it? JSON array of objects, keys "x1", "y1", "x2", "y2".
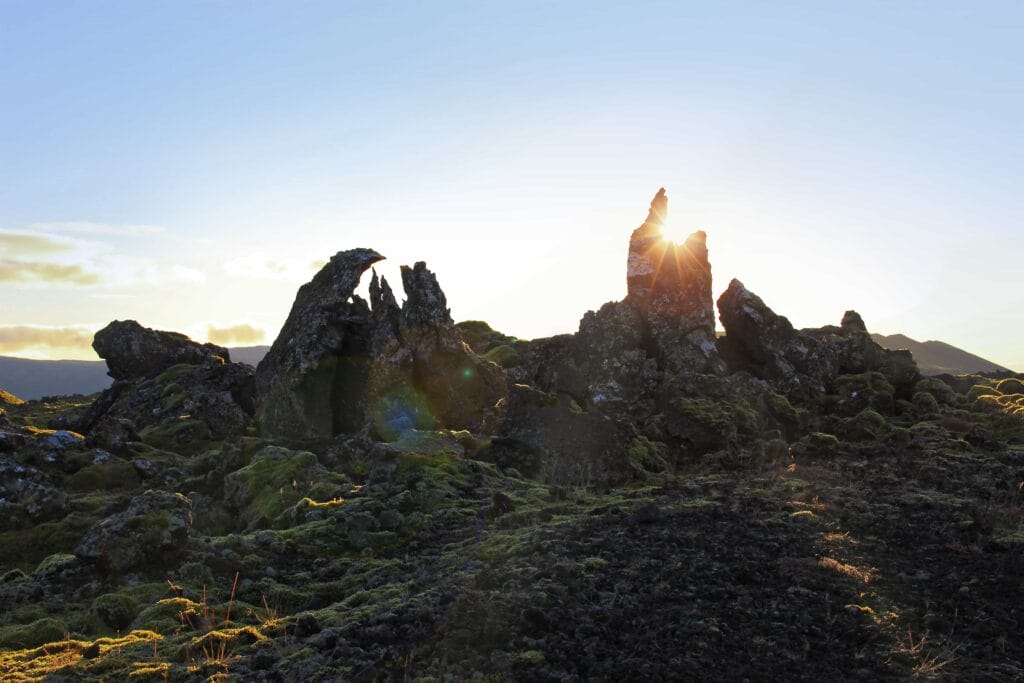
[{"x1": 658, "y1": 221, "x2": 691, "y2": 246}]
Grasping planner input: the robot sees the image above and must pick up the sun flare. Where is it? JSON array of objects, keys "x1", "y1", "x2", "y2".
[{"x1": 658, "y1": 222, "x2": 692, "y2": 246}]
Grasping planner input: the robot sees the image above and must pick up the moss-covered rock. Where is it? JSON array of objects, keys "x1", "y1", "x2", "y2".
[
  {"x1": 33, "y1": 553, "x2": 77, "y2": 576},
  {"x1": 837, "y1": 408, "x2": 889, "y2": 442},
  {"x1": 831, "y1": 372, "x2": 895, "y2": 416},
  {"x1": 914, "y1": 377, "x2": 957, "y2": 406},
  {"x1": 224, "y1": 446, "x2": 347, "y2": 530},
  {"x1": 996, "y1": 377, "x2": 1024, "y2": 395},
  {"x1": 791, "y1": 432, "x2": 841, "y2": 459},
  {"x1": 482, "y1": 344, "x2": 519, "y2": 368},
  {"x1": 75, "y1": 490, "x2": 192, "y2": 573},
  {"x1": 91, "y1": 592, "x2": 138, "y2": 631},
  {"x1": 0, "y1": 617, "x2": 67, "y2": 649}
]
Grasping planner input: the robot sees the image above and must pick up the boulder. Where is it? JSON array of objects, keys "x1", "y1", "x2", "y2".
[
  {"x1": 78, "y1": 332, "x2": 255, "y2": 455},
  {"x1": 75, "y1": 490, "x2": 192, "y2": 573},
  {"x1": 93, "y1": 320, "x2": 230, "y2": 381}
]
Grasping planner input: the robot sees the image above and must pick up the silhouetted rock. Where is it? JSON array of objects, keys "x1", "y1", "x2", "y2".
[
  {"x1": 717, "y1": 279, "x2": 919, "y2": 402},
  {"x1": 512, "y1": 189, "x2": 725, "y2": 420},
  {"x1": 366, "y1": 262, "x2": 507, "y2": 439},
  {"x1": 93, "y1": 320, "x2": 230, "y2": 381},
  {"x1": 256, "y1": 251, "x2": 505, "y2": 440},
  {"x1": 625, "y1": 189, "x2": 724, "y2": 376},
  {"x1": 80, "y1": 321, "x2": 255, "y2": 454},
  {"x1": 254, "y1": 248, "x2": 384, "y2": 439}
]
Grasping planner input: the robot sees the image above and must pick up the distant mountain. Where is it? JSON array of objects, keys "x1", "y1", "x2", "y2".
[
  {"x1": 872, "y1": 333, "x2": 1009, "y2": 376},
  {"x1": 0, "y1": 356, "x2": 110, "y2": 400},
  {"x1": 0, "y1": 335, "x2": 1004, "y2": 401},
  {"x1": 229, "y1": 345, "x2": 270, "y2": 367},
  {"x1": 0, "y1": 346, "x2": 272, "y2": 401}
]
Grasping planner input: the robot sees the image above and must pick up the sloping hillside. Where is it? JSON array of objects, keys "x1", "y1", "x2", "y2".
[
  {"x1": 0, "y1": 357, "x2": 110, "y2": 400},
  {"x1": 873, "y1": 333, "x2": 1010, "y2": 376}
]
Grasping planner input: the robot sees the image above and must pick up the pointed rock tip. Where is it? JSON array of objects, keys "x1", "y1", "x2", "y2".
[
  {"x1": 841, "y1": 310, "x2": 867, "y2": 332},
  {"x1": 646, "y1": 188, "x2": 668, "y2": 224},
  {"x1": 328, "y1": 247, "x2": 385, "y2": 266}
]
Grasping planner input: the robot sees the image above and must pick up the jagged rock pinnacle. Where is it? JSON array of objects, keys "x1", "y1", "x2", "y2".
[{"x1": 625, "y1": 189, "x2": 716, "y2": 338}]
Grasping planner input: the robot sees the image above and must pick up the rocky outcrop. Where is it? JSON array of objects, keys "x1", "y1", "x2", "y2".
[
  {"x1": 79, "y1": 321, "x2": 255, "y2": 454},
  {"x1": 93, "y1": 320, "x2": 230, "y2": 381},
  {"x1": 366, "y1": 262, "x2": 507, "y2": 440},
  {"x1": 254, "y1": 249, "x2": 385, "y2": 439},
  {"x1": 75, "y1": 490, "x2": 192, "y2": 573},
  {"x1": 255, "y1": 252, "x2": 506, "y2": 440},
  {"x1": 717, "y1": 278, "x2": 919, "y2": 402},
  {"x1": 626, "y1": 189, "x2": 723, "y2": 376},
  {"x1": 512, "y1": 189, "x2": 725, "y2": 418}
]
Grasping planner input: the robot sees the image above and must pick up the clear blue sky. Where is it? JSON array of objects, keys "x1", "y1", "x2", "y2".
[{"x1": 1, "y1": 1, "x2": 1022, "y2": 370}]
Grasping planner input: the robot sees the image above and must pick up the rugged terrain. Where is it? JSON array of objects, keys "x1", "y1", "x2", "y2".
[{"x1": 1, "y1": 190, "x2": 1022, "y2": 682}]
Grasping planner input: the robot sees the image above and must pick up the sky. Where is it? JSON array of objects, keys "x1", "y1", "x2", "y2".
[{"x1": 1, "y1": 1, "x2": 1022, "y2": 371}]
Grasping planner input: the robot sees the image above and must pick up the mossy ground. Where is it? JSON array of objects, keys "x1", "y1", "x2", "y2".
[{"x1": 2, "y1": 373, "x2": 1024, "y2": 680}]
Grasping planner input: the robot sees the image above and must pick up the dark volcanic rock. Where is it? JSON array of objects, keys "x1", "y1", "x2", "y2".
[
  {"x1": 75, "y1": 490, "x2": 192, "y2": 573},
  {"x1": 490, "y1": 383, "x2": 631, "y2": 485},
  {"x1": 366, "y1": 262, "x2": 507, "y2": 439},
  {"x1": 717, "y1": 278, "x2": 919, "y2": 401},
  {"x1": 256, "y1": 251, "x2": 506, "y2": 440},
  {"x1": 254, "y1": 248, "x2": 385, "y2": 439},
  {"x1": 80, "y1": 321, "x2": 255, "y2": 453},
  {"x1": 93, "y1": 320, "x2": 230, "y2": 381},
  {"x1": 625, "y1": 189, "x2": 725, "y2": 377},
  {"x1": 512, "y1": 189, "x2": 725, "y2": 421}
]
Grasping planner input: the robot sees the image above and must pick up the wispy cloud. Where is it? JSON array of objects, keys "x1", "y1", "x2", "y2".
[
  {"x1": 29, "y1": 221, "x2": 165, "y2": 236},
  {"x1": 0, "y1": 259, "x2": 101, "y2": 285},
  {"x1": 0, "y1": 231, "x2": 73, "y2": 255},
  {"x1": 222, "y1": 254, "x2": 328, "y2": 281},
  {"x1": 0, "y1": 325, "x2": 96, "y2": 353},
  {"x1": 207, "y1": 323, "x2": 265, "y2": 345}
]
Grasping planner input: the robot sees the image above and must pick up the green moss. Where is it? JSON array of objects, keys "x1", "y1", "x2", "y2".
[
  {"x1": 966, "y1": 383, "x2": 999, "y2": 402},
  {"x1": 92, "y1": 593, "x2": 138, "y2": 631},
  {"x1": 153, "y1": 363, "x2": 198, "y2": 386},
  {"x1": 834, "y1": 372, "x2": 894, "y2": 395},
  {"x1": 139, "y1": 416, "x2": 211, "y2": 453},
  {"x1": 912, "y1": 391, "x2": 940, "y2": 412},
  {"x1": 0, "y1": 617, "x2": 67, "y2": 649},
  {"x1": 626, "y1": 436, "x2": 669, "y2": 476},
  {"x1": 136, "y1": 597, "x2": 202, "y2": 633},
  {"x1": 0, "y1": 513, "x2": 95, "y2": 569},
  {"x1": 516, "y1": 650, "x2": 546, "y2": 665},
  {"x1": 66, "y1": 458, "x2": 139, "y2": 492},
  {"x1": 226, "y1": 446, "x2": 344, "y2": 529},
  {"x1": 455, "y1": 320, "x2": 518, "y2": 354},
  {"x1": 792, "y1": 432, "x2": 841, "y2": 458},
  {"x1": 482, "y1": 344, "x2": 519, "y2": 368},
  {"x1": 34, "y1": 553, "x2": 77, "y2": 576},
  {"x1": 996, "y1": 378, "x2": 1024, "y2": 395}
]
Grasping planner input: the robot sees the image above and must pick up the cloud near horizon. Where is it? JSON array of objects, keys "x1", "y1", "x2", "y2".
[
  {"x1": 0, "y1": 326, "x2": 95, "y2": 353},
  {"x1": 29, "y1": 221, "x2": 165, "y2": 236},
  {"x1": 207, "y1": 323, "x2": 265, "y2": 346},
  {"x1": 0, "y1": 259, "x2": 101, "y2": 285},
  {"x1": 0, "y1": 231, "x2": 73, "y2": 255}
]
